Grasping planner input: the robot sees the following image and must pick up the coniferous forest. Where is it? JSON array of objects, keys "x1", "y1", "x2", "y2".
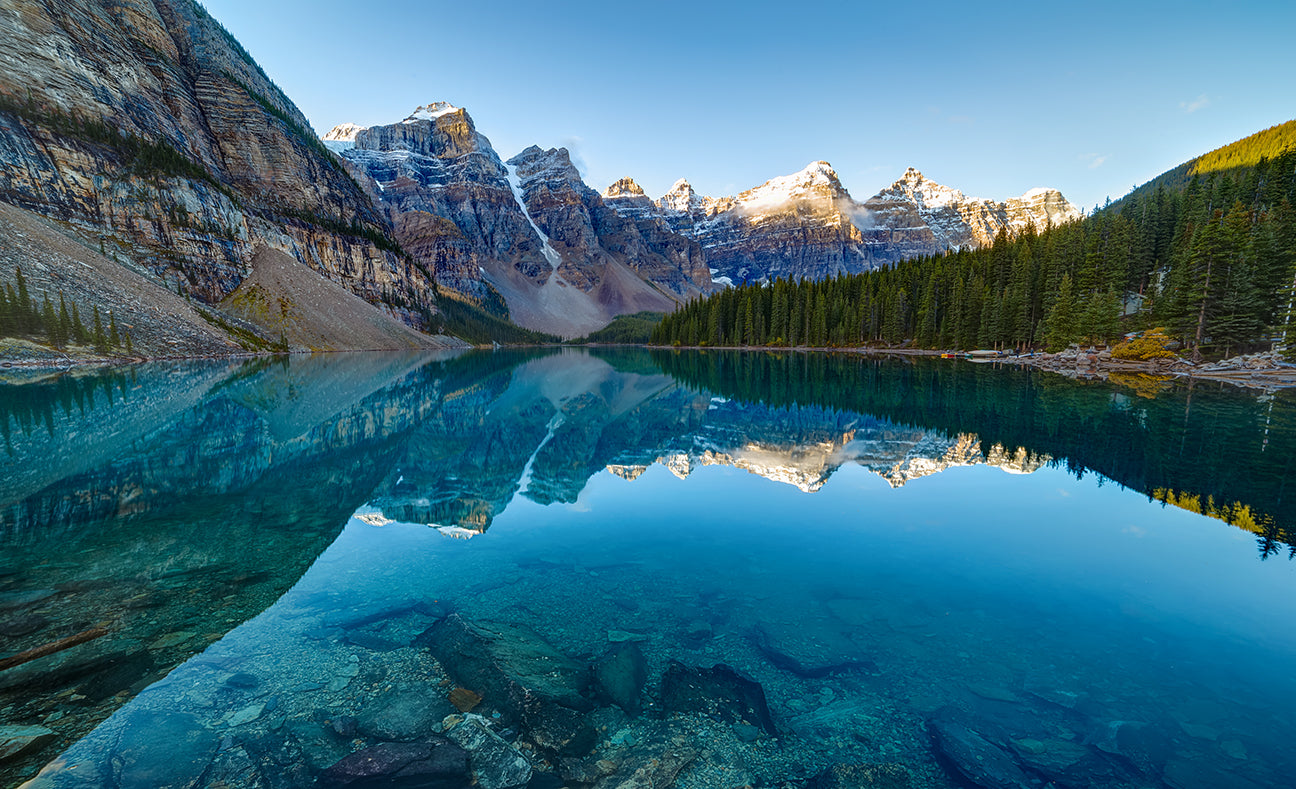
[
  {"x1": 0, "y1": 267, "x2": 131, "y2": 355},
  {"x1": 652, "y1": 123, "x2": 1296, "y2": 359}
]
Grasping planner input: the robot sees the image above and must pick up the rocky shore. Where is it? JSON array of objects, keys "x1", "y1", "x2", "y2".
[{"x1": 1003, "y1": 348, "x2": 1296, "y2": 391}]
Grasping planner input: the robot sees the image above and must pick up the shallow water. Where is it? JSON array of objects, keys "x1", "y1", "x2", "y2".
[{"x1": 3, "y1": 349, "x2": 1295, "y2": 788}]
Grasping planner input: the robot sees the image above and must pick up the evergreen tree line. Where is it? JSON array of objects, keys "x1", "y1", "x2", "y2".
[
  {"x1": 0, "y1": 268, "x2": 133, "y2": 354},
  {"x1": 652, "y1": 147, "x2": 1296, "y2": 358}
]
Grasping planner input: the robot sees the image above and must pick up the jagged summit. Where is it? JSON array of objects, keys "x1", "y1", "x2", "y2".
[
  {"x1": 875, "y1": 167, "x2": 967, "y2": 210},
  {"x1": 603, "y1": 177, "x2": 646, "y2": 199},
  {"x1": 736, "y1": 160, "x2": 850, "y2": 209},
  {"x1": 322, "y1": 122, "x2": 365, "y2": 142},
  {"x1": 658, "y1": 178, "x2": 711, "y2": 215},
  {"x1": 404, "y1": 102, "x2": 462, "y2": 123}
]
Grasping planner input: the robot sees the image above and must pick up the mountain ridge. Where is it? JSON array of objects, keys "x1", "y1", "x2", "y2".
[
  {"x1": 330, "y1": 103, "x2": 711, "y2": 337},
  {"x1": 602, "y1": 161, "x2": 1081, "y2": 284}
]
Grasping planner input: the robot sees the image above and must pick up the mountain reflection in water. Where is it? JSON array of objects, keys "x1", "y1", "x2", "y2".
[{"x1": 3, "y1": 348, "x2": 1296, "y2": 788}]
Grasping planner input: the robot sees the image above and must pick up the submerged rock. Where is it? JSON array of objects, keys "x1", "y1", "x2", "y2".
[
  {"x1": 0, "y1": 724, "x2": 57, "y2": 762},
  {"x1": 108, "y1": 710, "x2": 220, "y2": 789},
  {"x1": 449, "y1": 687, "x2": 483, "y2": 713},
  {"x1": 416, "y1": 615, "x2": 595, "y2": 757},
  {"x1": 319, "y1": 737, "x2": 470, "y2": 788},
  {"x1": 1084, "y1": 719, "x2": 1171, "y2": 777},
  {"x1": 659, "y1": 661, "x2": 776, "y2": 736},
  {"x1": 357, "y1": 687, "x2": 453, "y2": 742},
  {"x1": 593, "y1": 641, "x2": 647, "y2": 717},
  {"x1": 753, "y1": 619, "x2": 870, "y2": 678},
  {"x1": 443, "y1": 713, "x2": 532, "y2": 789},
  {"x1": 928, "y1": 714, "x2": 1033, "y2": 789},
  {"x1": 1007, "y1": 737, "x2": 1098, "y2": 785}
]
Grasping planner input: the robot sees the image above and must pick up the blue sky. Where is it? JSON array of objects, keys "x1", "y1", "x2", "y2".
[{"x1": 202, "y1": 0, "x2": 1295, "y2": 211}]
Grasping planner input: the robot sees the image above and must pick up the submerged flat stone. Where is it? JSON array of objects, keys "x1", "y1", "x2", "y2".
[
  {"x1": 0, "y1": 724, "x2": 57, "y2": 762},
  {"x1": 753, "y1": 619, "x2": 870, "y2": 678},
  {"x1": 357, "y1": 687, "x2": 452, "y2": 742},
  {"x1": 928, "y1": 714, "x2": 1033, "y2": 789},
  {"x1": 319, "y1": 737, "x2": 470, "y2": 789},
  {"x1": 415, "y1": 614, "x2": 594, "y2": 756},
  {"x1": 443, "y1": 713, "x2": 531, "y2": 789}
]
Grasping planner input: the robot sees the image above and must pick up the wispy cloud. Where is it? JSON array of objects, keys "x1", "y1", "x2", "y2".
[
  {"x1": 947, "y1": 115, "x2": 975, "y2": 126},
  {"x1": 1080, "y1": 152, "x2": 1108, "y2": 170},
  {"x1": 561, "y1": 136, "x2": 589, "y2": 179},
  {"x1": 1180, "y1": 94, "x2": 1210, "y2": 113}
]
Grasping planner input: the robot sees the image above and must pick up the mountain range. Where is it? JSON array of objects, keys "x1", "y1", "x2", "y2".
[
  {"x1": 602, "y1": 163, "x2": 1080, "y2": 286},
  {"x1": 329, "y1": 106, "x2": 1080, "y2": 334},
  {"x1": 1, "y1": 1, "x2": 1079, "y2": 350}
]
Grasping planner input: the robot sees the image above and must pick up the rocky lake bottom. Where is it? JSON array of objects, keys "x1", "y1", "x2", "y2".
[{"x1": 3, "y1": 350, "x2": 1296, "y2": 788}]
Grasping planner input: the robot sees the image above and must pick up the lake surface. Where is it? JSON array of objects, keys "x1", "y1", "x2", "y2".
[{"x1": 2, "y1": 349, "x2": 1295, "y2": 788}]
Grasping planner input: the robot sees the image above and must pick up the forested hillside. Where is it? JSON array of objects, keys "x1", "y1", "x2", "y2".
[{"x1": 653, "y1": 125, "x2": 1296, "y2": 359}]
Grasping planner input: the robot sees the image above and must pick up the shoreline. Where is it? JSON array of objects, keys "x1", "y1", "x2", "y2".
[
  {"x1": 645, "y1": 343, "x2": 1296, "y2": 391},
  {"x1": 8, "y1": 341, "x2": 1296, "y2": 392}
]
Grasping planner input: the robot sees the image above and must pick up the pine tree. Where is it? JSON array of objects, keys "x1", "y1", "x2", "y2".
[
  {"x1": 58, "y1": 292, "x2": 71, "y2": 348},
  {"x1": 1044, "y1": 274, "x2": 1079, "y2": 348},
  {"x1": 71, "y1": 302, "x2": 87, "y2": 345},
  {"x1": 108, "y1": 311, "x2": 120, "y2": 347},
  {"x1": 41, "y1": 294, "x2": 57, "y2": 346},
  {"x1": 92, "y1": 305, "x2": 107, "y2": 353},
  {"x1": 14, "y1": 267, "x2": 31, "y2": 334}
]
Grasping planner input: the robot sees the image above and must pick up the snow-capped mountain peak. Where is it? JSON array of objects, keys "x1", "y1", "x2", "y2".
[
  {"x1": 322, "y1": 122, "x2": 366, "y2": 153},
  {"x1": 322, "y1": 122, "x2": 365, "y2": 142},
  {"x1": 658, "y1": 178, "x2": 709, "y2": 215},
  {"x1": 876, "y1": 167, "x2": 967, "y2": 210},
  {"x1": 735, "y1": 161, "x2": 849, "y2": 211},
  {"x1": 403, "y1": 102, "x2": 462, "y2": 123}
]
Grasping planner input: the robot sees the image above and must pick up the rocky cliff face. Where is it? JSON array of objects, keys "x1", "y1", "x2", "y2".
[
  {"x1": 862, "y1": 167, "x2": 1081, "y2": 254},
  {"x1": 330, "y1": 106, "x2": 710, "y2": 337},
  {"x1": 0, "y1": 0, "x2": 436, "y2": 329},
  {"x1": 603, "y1": 163, "x2": 1082, "y2": 285}
]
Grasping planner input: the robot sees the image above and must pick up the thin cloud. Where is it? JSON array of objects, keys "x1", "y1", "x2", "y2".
[
  {"x1": 1180, "y1": 94, "x2": 1210, "y2": 113},
  {"x1": 1079, "y1": 152, "x2": 1107, "y2": 170},
  {"x1": 560, "y1": 136, "x2": 589, "y2": 179}
]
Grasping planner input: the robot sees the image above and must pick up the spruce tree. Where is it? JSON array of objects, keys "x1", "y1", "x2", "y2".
[
  {"x1": 92, "y1": 305, "x2": 107, "y2": 353},
  {"x1": 58, "y1": 293, "x2": 71, "y2": 347},
  {"x1": 1044, "y1": 274, "x2": 1078, "y2": 349},
  {"x1": 15, "y1": 267, "x2": 31, "y2": 334}
]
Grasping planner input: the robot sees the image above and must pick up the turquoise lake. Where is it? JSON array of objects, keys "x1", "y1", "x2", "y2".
[{"x1": 2, "y1": 349, "x2": 1295, "y2": 788}]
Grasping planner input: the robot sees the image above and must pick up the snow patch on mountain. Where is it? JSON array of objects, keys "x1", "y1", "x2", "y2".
[
  {"x1": 323, "y1": 122, "x2": 365, "y2": 142},
  {"x1": 404, "y1": 102, "x2": 461, "y2": 123},
  {"x1": 504, "y1": 163, "x2": 563, "y2": 269},
  {"x1": 736, "y1": 161, "x2": 845, "y2": 212},
  {"x1": 322, "y1": 122, "x2": 365, "y2": 153}
]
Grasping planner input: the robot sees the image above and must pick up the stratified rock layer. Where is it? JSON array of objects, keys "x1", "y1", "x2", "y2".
[
  {"x1": 0, "y1": 0, "x2": 441, "y2": 328},
  {"x1": 333, "y1": 106, "x2": 710, "y2": 336}
]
